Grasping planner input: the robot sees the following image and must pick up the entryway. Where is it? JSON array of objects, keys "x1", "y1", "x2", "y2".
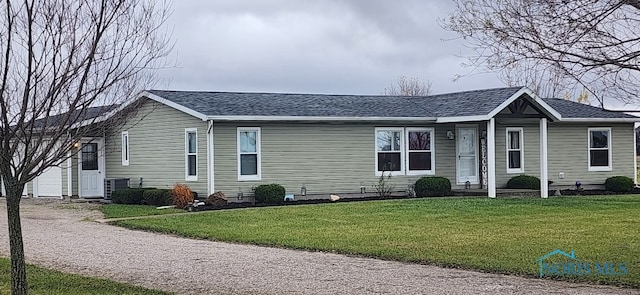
[
  {"x1": 456, "y1": 126, "x2": 479, "y2": 185},
  {"x1": 78, "y1": 140, "x2": 104, "y2": 198}
]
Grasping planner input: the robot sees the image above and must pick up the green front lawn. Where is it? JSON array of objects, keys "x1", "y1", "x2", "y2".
[
  {"x1": 0, "y1": 257, "x2": 171, "y2": 294},
  {"x1": 111, "y1": 196, "x2": 640, "y2": 287}
]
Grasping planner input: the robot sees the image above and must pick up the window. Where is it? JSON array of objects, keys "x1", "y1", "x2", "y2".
[
  {"x1": 185, "y1": 128, "x2": 197, "y2": 181},
  {"x1": 506, "y1": 127, "x2": 524, "y2": 173},
  {"x1": 376, "y1": 128, "x2": 403, "y2": 173},
  {"x1": 588, "y1": 128, "x2": 611, "y2": 171},
  {"x1": 237, "y1": 127, "x2": 261, "y2": 180},
  {"x1": 121, "y1": 131, "x2": 129, "y2": 166},
  {"x1": 81, "y1": 143, "x2": 98, "y2": 170},
  {"x1": 375, "y1": 127, "x2": 434, "y2": 176},
  {"x1": 406, "y1": 128, "x2": 434, "y2": 175}
]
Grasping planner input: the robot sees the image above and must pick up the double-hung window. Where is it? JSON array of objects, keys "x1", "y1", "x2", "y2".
[
  {"x1": 588, "y1": 128, "x2": 611, "y2": 171},
  {"x1": 406, "y1": 128, "x2": 434, "y2": 175},
  {"x1": 121, "y1": 131, "x2": 129, "y2": 166},
  {"x1": 375, "y1": 127, "x2": 434, "y2": 176},
  {"x1": 238, "y1": 127, "x2": 261, "y2": 180},
  {"x1": 506, "y1": 127, "x2": 524, "y2": 173},
  {"x1": 375, "y1": 128, "x2": 404, "y2": 173},
  {"x1": 185, "y1": 128, "x2": 198, "y2": 181}
]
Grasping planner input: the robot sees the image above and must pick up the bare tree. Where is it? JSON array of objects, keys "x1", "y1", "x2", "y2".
[
  {"x1": 0, "y1": 1, "x2": 171, "y2": 293},
  {"x1": 384, "y1": 75, "x2": 432, "y2": 96},
  {"x1": 443, "y1": 0, "x2": 640, "y2": 106}
]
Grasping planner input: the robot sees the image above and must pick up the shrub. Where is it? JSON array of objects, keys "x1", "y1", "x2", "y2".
[
  {"x1": 604, "y1": 176, "x2": 634, "y2": 192},
  {"x1": 373, "y1": 171, "x2": 396, "y2": 198},
  {"x1": 253, "y1": 184, "x2": 285, "y2": 204},
  {"x1": 111, "y1": 188, "x2": 145, "y2": 205},
  {"x1": 507, "y1": 175, "x2": 540, "y2": 190},
  {"x1": 414, "y1": 177, "x2": 451, "y2": 197},
  {"x1": 172, "y1": 184, "x2": 194, "y2": 209},
  {"x1": 143, "y1": 189, "x2": 173, "y2": 207}
]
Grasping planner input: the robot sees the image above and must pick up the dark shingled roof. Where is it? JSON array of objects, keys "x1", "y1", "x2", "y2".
[
  {"x1": 33, "y1": 104, "x2": 118, "y2": 128},
  {"x1": 147, "y1": 87, "x2": 638, "y2": 120},
  {"x1": 148, "y1": 87, "x2": 525, "y2": 118},
  {"x1": 542, "y1": 98, "x2": 637, "y2": 119}
]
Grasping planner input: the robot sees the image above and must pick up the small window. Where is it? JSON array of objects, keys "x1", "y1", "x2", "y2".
[
  {"x1": 185, "y1": 128, "x2": 197, "y2": 181},
  {"x1": 121, "y1": 131, "x2": 129, "y2": 166},
  {"x1": 375, "y1": 128, "x2": 403, "y2": 173},
  {"x1": 588, "y1": 128, "x2": 611, "y2": 171},
  {"x1": 406, "y1": 128, "x2": 435, "y2": 175},
  {"x1": 237, "y1": 127, "x2": 261, "y2": 181},
  {"x1": 506, "y1": 127, "x2": 524, "y2": 173}
]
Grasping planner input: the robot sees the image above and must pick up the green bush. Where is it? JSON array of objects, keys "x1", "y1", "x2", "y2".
[
  {"x1": 604, "y1": 176, "x2": 634, "y2": 192},
  {"x1": 414, "y1": 177, "x2": 451, "y2": 197},
  {"x1": 507, "y1": 175, "x2": 540, "y2": 189},
  {"x1": 111, "y1": 188, "x2": 145, "y2": 205},
  {"x1": 142, "y1": 189, "x2": 173, "y2": 206},
  {"x1": 253, "y1": 184, "x2": 285, "y2": 204}
]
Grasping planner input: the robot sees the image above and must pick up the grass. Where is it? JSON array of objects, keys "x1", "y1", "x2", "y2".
[
  {"x1": 100, "y1": 204, "x2": 184, "y2": 219},
  {"x1": 0, "y1": 257, "x2": 171, "y2": 294},
  {"x1": 111, "y1": 195, "x2": 640, "y2": 287}
]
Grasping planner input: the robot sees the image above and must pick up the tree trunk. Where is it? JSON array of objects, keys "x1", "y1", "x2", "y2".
[{"x1": 6, "y1": 184, "x2": 28, "y2": 295}]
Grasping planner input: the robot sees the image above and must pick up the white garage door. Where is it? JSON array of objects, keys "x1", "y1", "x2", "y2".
[{"x1": 34, "y1": 166, "x2": 62, "y2": 197}]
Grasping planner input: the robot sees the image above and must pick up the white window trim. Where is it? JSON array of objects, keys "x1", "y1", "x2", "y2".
[
  {"x1": 505, "y1": 127, "x2": 524, "y2": 174},
  {"x1": 588, "y1": 127, "x2": 612, "y2": 172},
  {"x1": 237, "y1": 127, "x2": 262, "y2": 181},
  {"x1": 374, "y1": 127, "x2": 405, "y2": 176},
  {"x1": 121, "y1": 131, "x2": 129, "y2": 166},
  {"x1": 406, "y1": 127, "x2": 435, "y2": 176},
  {"x1": 185, "y1": 128, "x2": 198, "y2": 181}
]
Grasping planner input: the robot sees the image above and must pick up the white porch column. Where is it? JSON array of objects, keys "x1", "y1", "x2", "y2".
[
  {"x1": 207, "y1": 120, "x2": 215, "y2": 195},
  {"x1": 540, "y1": 118, "x2": 549, "y2": 198},
  {"x1": 487, "y1": 118, "x2": 496, "y2": 198}
]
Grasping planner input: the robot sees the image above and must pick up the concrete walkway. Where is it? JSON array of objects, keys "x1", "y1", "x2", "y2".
[{"x1": 0, "y1": 199, "x2": 636, "y2": 294}]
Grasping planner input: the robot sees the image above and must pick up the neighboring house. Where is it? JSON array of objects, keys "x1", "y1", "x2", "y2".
[{"x1": 15, "y1": 86, "x2": 638, "y2": 200}]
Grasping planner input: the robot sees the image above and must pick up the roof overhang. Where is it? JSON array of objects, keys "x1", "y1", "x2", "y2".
[
  {"x1": 435, "y1": 87, "x2": 562, "y2": 123},
  {"x1": 560, "y1": 118, "x2": 639, "y2": 123},
  {"x1": 206, "y1": 115, "x2": 437, "y2": 122}
]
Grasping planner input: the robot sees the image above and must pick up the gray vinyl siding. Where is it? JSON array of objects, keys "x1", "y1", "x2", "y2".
[
  {"x1": 71, "y1": 155, "x2": 78, "y2": 195},
  {"x1": 105, "y1": 100, "x2": 209, "y2": 194},
  {"x1": 547, "y1": 123, "x2": 635, "y2": 186},
  {"x1": 213, "y1": 123, "x2": 464, "y2": 197}
]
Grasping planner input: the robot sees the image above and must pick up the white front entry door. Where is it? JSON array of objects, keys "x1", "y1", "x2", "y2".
[
  {"x1": 79, "y1": 141, "x2": 104, "y2": 197},
  {"x1": 457, "y1": 127, "x2": 479, "y2": 184}
]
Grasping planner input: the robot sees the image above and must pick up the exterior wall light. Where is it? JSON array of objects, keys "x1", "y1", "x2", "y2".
[{"x1": 301, "y1": 184, "x2": 307, "y2": 196}]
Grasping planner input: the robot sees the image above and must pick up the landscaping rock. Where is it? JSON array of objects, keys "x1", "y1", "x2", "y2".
[{"x1": 206, "y1": 191, "x2": 228, "y2": 207}]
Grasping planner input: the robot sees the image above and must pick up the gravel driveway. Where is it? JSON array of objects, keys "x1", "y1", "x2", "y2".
[{"x1": 0, "y1": 199, "x2": 636, "y2": 295}]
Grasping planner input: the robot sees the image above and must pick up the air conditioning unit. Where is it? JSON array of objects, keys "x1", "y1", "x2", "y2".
[{"x1": 104, "y1": 178, "x2": 130, "y2": 200}]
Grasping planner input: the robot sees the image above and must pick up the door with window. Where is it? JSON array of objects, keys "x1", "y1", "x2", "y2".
[
  {"x1": 79, "y1": 141, "x2": 104, "y2": 197},
  {"x1": 456, "y1": 127, "x2": 478, "y2": 184}
]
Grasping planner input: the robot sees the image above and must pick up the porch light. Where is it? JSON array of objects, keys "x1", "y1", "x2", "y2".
[
  {"x1": 73, "y1": 142, "x2": 80, "y2": 148},
  {"x1": 360, "y1": 181, "x2": 366, "y2": 194},
  {"x1": 301, "y1": 184, "x2": 307, "y2": 196},
  {"x1": 446, "y1": 131, "x2": 455, "y2": 140},
  {"x1": 236, "y1": 187, "x2": 243, "y2": 200}
]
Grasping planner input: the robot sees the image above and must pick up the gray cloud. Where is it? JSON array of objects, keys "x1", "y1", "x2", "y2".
[{"x1": 157, "y1": 0, "x2": 503, "y2": 95}]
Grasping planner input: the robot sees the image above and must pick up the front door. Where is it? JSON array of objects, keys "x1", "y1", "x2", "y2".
[
  {"x1": 79, "y1": 141, "x2": 103, "y2": 197},
  {"x1": 456, "y1": 127, "x2": 478, "y2": 184}
]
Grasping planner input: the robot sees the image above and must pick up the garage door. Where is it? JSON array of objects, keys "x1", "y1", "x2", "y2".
[{"x1": 34, "y1": 166, "x2": 62, "y2": 197}]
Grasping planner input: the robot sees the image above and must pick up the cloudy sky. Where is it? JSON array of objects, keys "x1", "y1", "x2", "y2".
[{"x1": 157, "y1": 0, "x2": 504, "y2": 95}]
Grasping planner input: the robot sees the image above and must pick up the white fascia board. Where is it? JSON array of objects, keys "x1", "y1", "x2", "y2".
[
  {"x1": 435, "y1": 115, "x2": 489, "y2": 123},
  {"x1": 560, "y1": 118, "x2": 639, "y2": 123},
  {"x1": 487, "y1": 87, "x2": 562, "y2": 121},
  {"x1": 206, "y1": 115, "x2": 437, "y2": 122},
  {"x1": 142, "y1": 91, "x2": 208, "y2": 121}
]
